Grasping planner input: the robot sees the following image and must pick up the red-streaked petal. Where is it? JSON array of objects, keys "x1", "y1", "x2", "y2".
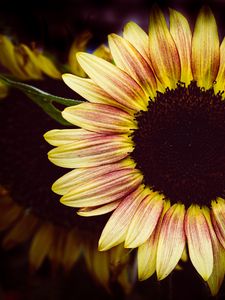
[
  {"x1": 191, "y1": 6, "x2": 220, "y2": 88},
  {"x1": 137, "y1": 201, "x2": 171, "y2": 280},
  {"x1": 62, "y1": 102, "x2": 136, "y2": 133},
  {"x1": 47, "y1": 134, "x2": 133, "y2": 168},
  {"x1": 156, "y1": 203, "x2": 185, "y2": 280},
  {"x1": 76, "y1": 52, "x2": 147, "y2": 111},
  {"x1": 123, "y1": 21, "x2": 152, "y2": 68},
  {"x1": 169, "y1": 8, "x2": 193, "y2": 84},
  {"x1": 203, "y1": 207, "x2": 225, "y2": 296},
  {"x1": 125, "y1": 192, "x2": 164, "y2": 248},
  {"x1": 148, "y1": 6, "x2": 181, "y2": 89},
  {"x1": 211, "y1": 198, "x2": 225, "y2": 248},
  {"x1": 77, "y1": 200, "x2": 120, "y2": 217},
  {"x1": 137, "y1": 234, "x2": 158, "y2": 281},
  {"x1": 185, "y1": 205, "x2": 213, "y2": 281},
  {"x1": 62, "y1": 74, "x2": 131, "y2": 111},
  {"x1": 60, "y1": 168, "x2": 143, "y2": 207},
  {"x1": 98, "y1": 186, "x2": 148, "y2": 251},
  {"x1": 108, "y1": 33, "x2": 157, "y2": 98},
  {"x1": 44, "y1": 129, "x2": 103, "y2": 147},
  {"x1": 52, "y1": 158, "x2": 135, "y2": 195}
]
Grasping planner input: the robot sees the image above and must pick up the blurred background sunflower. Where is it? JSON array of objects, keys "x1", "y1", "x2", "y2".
[
  {"x1": 0, "y1": 54, "x2": 135, "y2": 300},
  {"x1": 1, "y1": 0, "x2": 225, "y2": 300}
]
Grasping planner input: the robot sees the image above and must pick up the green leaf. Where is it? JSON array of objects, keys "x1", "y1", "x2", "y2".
[{"x1": 0, "y1": 74, "x2": 83, "y2": 125}]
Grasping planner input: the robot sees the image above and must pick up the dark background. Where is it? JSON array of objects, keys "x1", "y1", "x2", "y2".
[
  {"x1": 0, "y1": 0, "x2": 225, "y2": 61},
  {"x1": 1, "y1": 0, "x2": 225, "y2": 299}
]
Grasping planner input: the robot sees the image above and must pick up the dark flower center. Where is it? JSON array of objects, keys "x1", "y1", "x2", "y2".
[{"x1": 131, "y1": 81, "x2": 225, "y2": 207}]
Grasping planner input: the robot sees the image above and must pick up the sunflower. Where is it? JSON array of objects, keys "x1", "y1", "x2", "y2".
[{"x1": 44, "y1": 5, "x2": 225, "y2": 296}]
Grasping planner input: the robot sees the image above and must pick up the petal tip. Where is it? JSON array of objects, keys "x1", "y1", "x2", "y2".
[
  {"x1": 43, "y1": 131, "x2": 50, "y2": 142},
  {"x1": 76, "y1": 51, "x2": 88, "y2": 62},
  {"x1": 98, "y1": 241, "x2": 109, "y2": 252},
  {"x1": 51, "y1": 181, "x2": 60, "y2": 194},
  {"x1": 199, "y1": 5, "x2": 213, "y2": 15},
  {"x1": 62, "y1": 73, "x2": 71, "y2": 81},
  {"x1": 156, "y1": 272, "x2": 167, "y2": 281}
]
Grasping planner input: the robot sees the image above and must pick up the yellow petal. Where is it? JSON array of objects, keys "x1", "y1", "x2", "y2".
[
  {"x1": 60, "y1": 168, "x2": 143, "y2": 207},
  {"x1": 123, "y1": 21, "x2": 152, "y2": 68},
  {"x1": 137, "y1": 201, "x2": 171, "y2": 280},
  {"x1": 211, "y1": 197, "x2": 225, "y2": 248},
  {"x1": 191, "y1": 6, "x2": 220, "y2": 88},
  {"x1": 62, "y1": 73, "x2": 124, "y2": 108},
  {"x1": 44, "y1": 129, "x2": 103, "y2": 147},
  {"x1": 156, "y1": 203, "x2": 185, "y2": 280},
  {"x1": 185, "y1": 205, "x2": 213, "y2": 281},
  {"x1": 76, "y1": 52, "x2": 147, "y2": 111},
  {"x1": 52, "y1": 158, "x2": 135, "y2": 195},
  {"x1": 203, "y1": 207, "x2": 225, "y2": 296},
  {"x1": 108, "y1": 34, "x2": 157, "y2": 98},
  {"x1": 125, "y1": 192, "x2": 163, "y2": 248},
  {"x1": 138, "y1": 238, "x2": 157, "y2": 280},
  {"x1": 48, "y1": 134, "x2": 133, "y2": 168},
  {"x1": 149, "y1": 6, "x2": 181, "y2": 88},
  {"x1": 169, "y1": 8, "x2": 193, "y2": 84},
  {"x1": 77, "y1": 201, "x2": 120, "y2": 217},
  {"x1": 98, "y1": 186, "x2": 147, "y2": 251},
  {"x1": 62, "y1": 102, "x2": 136, "y2": 133}
]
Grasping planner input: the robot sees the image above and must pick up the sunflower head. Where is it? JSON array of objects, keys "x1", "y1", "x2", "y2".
[{"x1": 45, "y1": 5, "x2": 225, "y2": 297}]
